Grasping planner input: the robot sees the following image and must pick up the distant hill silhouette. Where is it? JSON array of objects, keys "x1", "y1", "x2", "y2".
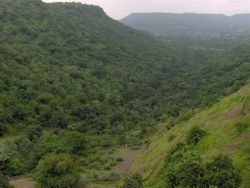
[{"x1": 121, "y1": 13, "x2": 250, "y2": 48}]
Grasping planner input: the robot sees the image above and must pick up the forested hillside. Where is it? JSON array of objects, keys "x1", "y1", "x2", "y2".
[
  {"x1": 0, "y1": 0, "x2": 249, "y2": 137},
  {"x1": 129, "y1": 83, "x2": 250, "y2": 188},
  {"x1": 0, "y1": 0, "x2": 249, "y2": 187},
  {"x1": 121, "y1": 13, "x2": 250, "y2": 48}
]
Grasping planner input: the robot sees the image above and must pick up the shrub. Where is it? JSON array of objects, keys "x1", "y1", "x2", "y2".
[
  {"x1": 1, "y1": 137, "x2": 32, "y2": 176},
  {"x1": 116, "y1": 157, "x2": 124, "y2": 162},
  {"x1": 203, "y1": 156, "x2": 241, "y2": 188},
  {"x1": 6, "y1": 158, "x2": 27, "y2": 176},
  {"x1": 187, "y1": 126, "x2": 206, "y2": 145},
  {"x1": 35, "y1": 153, "x2": 81, "y2": 188},
  {"x1": 235, "y1": 120, "x2": 249, "y2": 134},
  {"x1": 167, "y1": 134, "x2": 176, "y2": 142},
  {"x1": 167, "y1": 152, "x2": 203, "y2": 188},
  {"x1": 166, "y1": 143, "x2": 186, "y2": 162},
  {"x1": 0, "y1": 172, "x2": 13, "y2": 188},
  {"x1": 103, "y1": 163, "x2": 112, "y2": 170},
  {"x1": 0, "y1": 123, "x2": 7, "y2": 136},
  {"x1": 60, "y1": 131, "x2": 87, "y2": 155},
  {"x1": 48, "y1": 112, "x2": 68, "y2": 129},
  {"x1": 166, "y1": 154, "x2": 241, "y2": 188},
  {"x1": 28, "y1": 126, "x2": 43, "y2": 141},
  {"x1": 122, "y1": 173, "x2": 143, "y2": 188}
]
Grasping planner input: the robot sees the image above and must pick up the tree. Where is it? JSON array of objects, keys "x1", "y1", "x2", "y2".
[
  {"x1": 60, "y1": 132, "x2": 87, "y2": 155},
  {"x1": 28, "y1": 126, "x2": 43, "y2": 142},
  {"x1": 48, "y1": 112, "x2": 68, "y2": 129},
  {"x1": 35, "y1": 153, "x2": 81, "y2": 188},
  {"x1": 122, "y1": 173, "x2": 143, "y2": 188}
]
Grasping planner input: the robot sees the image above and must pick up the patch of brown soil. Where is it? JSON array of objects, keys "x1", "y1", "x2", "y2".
[
  {"x1": 227, "y1": 133, "x2": 250, "y2": 152},
  {"x1": 157, "y1": 123, "x2": 166, "y2": 132},
  {"x1": 112, "y1": 150, "x2": 137, "y2": 174},
  {"x1": 227, "y1": 144, "x2": 234, "y2": 151},
  {"x1": 10, "y1": 178, "x2": 35, "y2": 188},
  {"x1": 225, "y1": 107, "x2": 242, "y2": 119},
  {"x1": 135, "y1": 166, "x2": 147, "y2": 174}
]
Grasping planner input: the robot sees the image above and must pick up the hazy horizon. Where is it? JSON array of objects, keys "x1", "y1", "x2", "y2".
[{"x1": 42, "y1": 0, "x2": 250, "y2": 19}]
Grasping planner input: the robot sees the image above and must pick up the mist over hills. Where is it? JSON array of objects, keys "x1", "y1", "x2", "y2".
[
  {"x1": 121, "y1": 12, "x2": 250, "y2": 33},
  {"x1": 121, "y1": 13, "x2": 250, "y2": 48}
]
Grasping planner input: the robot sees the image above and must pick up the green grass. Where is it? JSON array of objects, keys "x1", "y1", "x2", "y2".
[{"x1": 128, "y1": 84, "x2": 250, "y2": 188}]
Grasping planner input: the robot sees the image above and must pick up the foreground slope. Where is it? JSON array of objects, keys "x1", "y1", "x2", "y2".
[
  {"x1": 129, "y1": 83, "x2": 250, "y2": 188},
  {"x1": 8, "y1": 84, "x2": 250, "y2": 187}
]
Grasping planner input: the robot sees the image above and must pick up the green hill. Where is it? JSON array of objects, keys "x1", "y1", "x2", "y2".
[
  {"x1": 128, "y1": 83, "x2": 250, "y2": 188},
  {"x1": 1, "y1": 0, "x2": 249, "y2": 139}
]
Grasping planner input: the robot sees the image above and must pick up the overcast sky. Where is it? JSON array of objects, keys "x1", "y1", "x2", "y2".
[{"x1": 43, "y1": 0, "x2": 250, "y2": 19}]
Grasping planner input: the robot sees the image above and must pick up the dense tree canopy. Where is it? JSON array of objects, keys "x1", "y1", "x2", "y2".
[
  {"x1": 35, "y1": 153, "x2": 81, "y2": 188},
  {"x1": 0, "y1": 0, "x2": 249, "y2": 138}
]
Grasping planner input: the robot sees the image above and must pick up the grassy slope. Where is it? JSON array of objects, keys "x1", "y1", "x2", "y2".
[{"x1": 129, "y1": 84, "x2": 250, "y2": 188}]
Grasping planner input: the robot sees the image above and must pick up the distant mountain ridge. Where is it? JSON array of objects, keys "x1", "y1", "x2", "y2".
[
  {"x1": 120, "y1": 13, "x2": 250, "y2": 48},
  {"x1": 121, "y1": 13, "x2": 250, "y2": 31}
]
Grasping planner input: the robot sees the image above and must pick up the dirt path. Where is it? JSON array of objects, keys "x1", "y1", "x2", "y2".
[
  {"x1": 112, "y1": 149, "x2": 138, "y2": 174},
  {"x1": 10, "y1": 178, "x2": 35, "y2": 188}
]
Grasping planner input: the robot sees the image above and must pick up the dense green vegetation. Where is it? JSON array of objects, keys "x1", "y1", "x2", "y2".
[
  {"x1": 165, "y1": 127, "x2": 241, "y2": 188},
  {"x1": 167, "y1": 152, "x2": 241, "y2": 188},
  {"x1": 2, "y1": 131, "x2": 85, "y2": 175},
  {"x1": 128, "y1": 84, "x2": 250, "y2": 188},
  {"x1": 0, "y1": 0, "x2": 249, "y2": 139},
  {"x1": 0, "y1": 172, "x2": 13, "y2": 188},
  {"x1": 0, "y1": 0, "x2": 249, "y2": 187},
  {"x1": 121, "y1": 13, "x2": 250, "y2": 48},
  {"x1": 166, "y1": 144, "x2": 241, "y2": 188},
  {"x1": 35, "y1": 153, "x2": 81, "y2": 188}
]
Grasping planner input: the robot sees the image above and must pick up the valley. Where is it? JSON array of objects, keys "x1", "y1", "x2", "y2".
[{"x1": 0, "y1": 0, "x2": 249, "y2": 188}]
